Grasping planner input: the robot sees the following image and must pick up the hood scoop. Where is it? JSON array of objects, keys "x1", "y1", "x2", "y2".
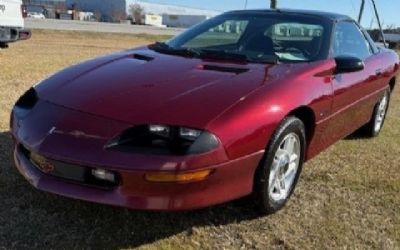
[
  {"x1": 130, "y1": 53, "x2": 154, "y2": 62},
  {"x1": 200, "y1": 64, "x2": 249, "y2": 74}
]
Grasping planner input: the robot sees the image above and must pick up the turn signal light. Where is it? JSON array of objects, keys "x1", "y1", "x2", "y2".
[{"x1": 145, "y1": 169, "x2": 213, "y2": 183}]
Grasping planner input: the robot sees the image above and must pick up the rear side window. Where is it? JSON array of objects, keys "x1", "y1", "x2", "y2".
[
  {"x1": 332, "y1": 21, "x2": 372, "y2": 60},
  {"x1": 362, "y1": 29, "x2": 379, "y2": 54}
]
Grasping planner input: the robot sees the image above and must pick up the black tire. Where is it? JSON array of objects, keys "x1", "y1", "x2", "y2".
[
  {"x1": 253, "y1": 116, "x2": 306, "y2": 214},
  {"x1": 362, "y1": 88, "x2": 391, "y2": 138}
]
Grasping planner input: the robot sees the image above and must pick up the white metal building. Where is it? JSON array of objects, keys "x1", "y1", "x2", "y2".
[
  {"x1": 384, "y1": 33, "x2": 400, "y2": 43},
  {"x1": 127, "y1": 1, "x2": 220, "y2": 16},
  {"x1": 65, "y1": 0, "x2": 221, "y2": 27}
]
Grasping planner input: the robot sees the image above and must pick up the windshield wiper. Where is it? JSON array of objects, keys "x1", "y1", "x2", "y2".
[
  {"x1": 149, "y1": 43, "x2": 279, "y2": 64},
  {"x1": 195, "y1": 49, "x2": 248, "y2": 63},
  {"x1": 246, "y1": 55, "x2": 279, "y2": 64},
  {"x1": 149, "y1": 42, "x2": 200, "y2": 58},
  {"x1": 187, "y1": 48, "x2": 279, "y2": 64}
]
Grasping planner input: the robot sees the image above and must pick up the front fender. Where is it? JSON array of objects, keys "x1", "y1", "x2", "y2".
[{"x1": 207, "y1": 60, "x2": 335, "y2": 160}]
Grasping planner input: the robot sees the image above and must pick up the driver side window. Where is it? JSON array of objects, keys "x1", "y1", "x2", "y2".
[{"x1": 333, "y1": 21, "x2": 372, "y2": 60}]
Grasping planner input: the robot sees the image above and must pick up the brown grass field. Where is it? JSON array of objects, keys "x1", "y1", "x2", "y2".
[{"x1": 0, "y1": 30, "x2": 399, "y2": 250}]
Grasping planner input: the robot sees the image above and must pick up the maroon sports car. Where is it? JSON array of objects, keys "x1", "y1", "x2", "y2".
[{"x1": 11, "y1": 9, "x2": 399, "y2": 213}]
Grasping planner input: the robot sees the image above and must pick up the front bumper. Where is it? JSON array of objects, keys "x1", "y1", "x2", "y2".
[
  {"x1": 11, "y1": 100, "x2": 263, "y2": 210},
  {"x1": 13, "y1": 141, "x2": 263, "y2": 211},
  {"x1": 0, "y1": 27, "x2": 31, "y2": 46}
]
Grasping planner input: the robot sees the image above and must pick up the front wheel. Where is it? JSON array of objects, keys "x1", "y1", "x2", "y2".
[{"x1": 253, "y1": 117, "x2": 306, "y2": 214}]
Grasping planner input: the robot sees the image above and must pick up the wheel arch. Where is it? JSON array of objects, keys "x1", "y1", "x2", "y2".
[
  {"x1": 389, "y1": 76, "x2": 396, "y2": 92},
  {"x1": 286, "y1": 106, "x2": 317, "y2": 151},
  {"x1": 252, "y1": 105, "x2": 316, "y2": 180},
  {"x1": 251, "y1": 106, "x2": 315, "y2": 210}
]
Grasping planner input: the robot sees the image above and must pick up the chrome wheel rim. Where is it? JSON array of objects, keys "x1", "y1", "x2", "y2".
[
  {"x1": 268, "y1": 133, "x2": 301, "y2": 202},
  {"x1": 374, "y1": 93, "x2": 388, "y2": 133}
]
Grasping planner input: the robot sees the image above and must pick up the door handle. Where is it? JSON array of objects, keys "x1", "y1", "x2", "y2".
[{"x1": 375, "y1": 69, "x2": 383, "y2": 76}]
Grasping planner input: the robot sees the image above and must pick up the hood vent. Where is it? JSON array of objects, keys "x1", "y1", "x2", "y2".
[
  {"x1": 130, "y1": 54, "x2": 154, "y2": 62},
  {"x1": 201, "y1": 65, "x2": 249, "y2": 74}
]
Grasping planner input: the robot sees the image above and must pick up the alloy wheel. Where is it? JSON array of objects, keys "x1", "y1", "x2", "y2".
[
  {"x1": 268, "y1": 133, "x2": 301, "y2": 202},
  {"x1": 374, "y1": 93, "x2": 389, "y2": 133}
]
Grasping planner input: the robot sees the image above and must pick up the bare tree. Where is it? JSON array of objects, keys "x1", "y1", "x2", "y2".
[
  {"x1": 109, "y1": 1, "x2": 127, "y2": 22},
  {"x1": 110, "y1": 10, "x2": 127, "y2": 22},
  {"x1": 270, "y1": 0, "x2": 277, "y2": 9},
  {"x1": 93, "y1": 9, "x2": 101, "y2": 21},
  {"x1": 129, "y1": 4, "x2": 144, "y2": 25},
  {"x1": 386, "y1": 24, "x2": 396, "y2": 30},
  {"x1": 54, "y1": 2, "x2": 66, "y2": 11}
]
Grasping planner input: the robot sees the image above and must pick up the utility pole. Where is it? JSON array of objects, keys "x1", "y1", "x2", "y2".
[
  {"x1": 358, "y1": 0, "x2": 365, "y2": 23},
  {"x1": 244, "y1": 0, "x2": 248, "y2": 9},
  {"x1": 270, "y1": 0, "x2": 277, "y2": 9},
  {"x1": 371, "y1": 0, "x2": 387, "y2": 47}
]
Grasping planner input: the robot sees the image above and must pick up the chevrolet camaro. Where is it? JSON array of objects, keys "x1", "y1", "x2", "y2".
[{"x1": 11, "y1": 9, "x2": 399, "y2": 213}]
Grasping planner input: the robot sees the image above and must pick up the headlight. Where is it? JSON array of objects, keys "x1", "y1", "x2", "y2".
[
  {"x1": 105, "y1": 125, "x2": 219, "y2": 155},
  {"x1": 179, "y1": 127, "x2": 202, "y2": 141},
  {"x1": 149, "y1": 125, "x2": 202, "y2": 141},
  {"x1": 149, "y1": 125, "x2": 170, "y2": 138}
]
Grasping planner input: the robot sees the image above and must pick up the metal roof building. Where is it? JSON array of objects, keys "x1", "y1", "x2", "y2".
[
  {"x1": 65, "y1": 0, "x2": 221, "y2": 26},
  {"x1": 24, "y1": 0, "x2": 66, "y2": 5},
  {"x1": 384, "y1": 33, "x2": 400, "y2": 43},
  {"x1": 126, "y1": 1, "x2": 220, "y2": 16}
]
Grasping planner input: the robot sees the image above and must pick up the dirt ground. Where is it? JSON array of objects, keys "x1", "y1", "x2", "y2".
[{"x1": 0, "y1": 30, "x2": 399, "y2": 250}]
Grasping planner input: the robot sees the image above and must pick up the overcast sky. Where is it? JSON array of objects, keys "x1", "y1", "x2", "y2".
[{"x1": 140, "y1": 0, "x2": 400, "y2": 28}]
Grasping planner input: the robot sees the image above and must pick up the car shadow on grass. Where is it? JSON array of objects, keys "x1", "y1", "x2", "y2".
[
  {"x1": 343, "y1": 125, "x2": 373, "y2": 140},
  {"x1": 0, "y1": 131, "x2": 261, "y2": 250}
]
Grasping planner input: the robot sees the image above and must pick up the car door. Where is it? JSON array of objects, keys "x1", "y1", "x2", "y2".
[{"x1": 329, "y1": 20, "x2": 384, "y2": 140}]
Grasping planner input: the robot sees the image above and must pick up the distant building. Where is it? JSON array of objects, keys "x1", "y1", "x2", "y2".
[
  {"x1": 23, "y1": 0, "x2": 66, "y2": 18},
  {"x1": 65, "y1": 0, "x2": 221, "y2": 27},
  {"x1": 383, "y1": 33, "x2": 400, "y2": 42},
  {"x1": 23, "y1": 0, "x2": 65, "y2": 6},
  {"x1": 383, "y1": 33, "x2": 400, "y2": 49}
]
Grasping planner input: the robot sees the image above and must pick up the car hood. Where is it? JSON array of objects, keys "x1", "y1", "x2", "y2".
[{"x1": 36, "y1": 47, "x2": 275, "y2": 128}]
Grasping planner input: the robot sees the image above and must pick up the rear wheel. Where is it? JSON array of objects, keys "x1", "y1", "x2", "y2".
[
  {"x1": 253, "y1": 117, "x2": 306, "y2": 214},
  {"x1": 362, "y1": 88, "x2": 390, "y2": 137}
]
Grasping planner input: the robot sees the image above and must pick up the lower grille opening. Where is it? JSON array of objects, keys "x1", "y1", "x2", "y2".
[{"x1": 19, "y1": 144, "x2": 120, "y2": 189}]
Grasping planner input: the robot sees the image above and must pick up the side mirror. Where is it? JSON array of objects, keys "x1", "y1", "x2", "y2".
[{"x1": 335, "y1": 56, "x2": 364, "y2": 74}]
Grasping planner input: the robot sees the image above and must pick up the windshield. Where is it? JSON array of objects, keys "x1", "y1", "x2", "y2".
[{"x1": 154, "y1": 12, "x2": 331, "y2": 63}]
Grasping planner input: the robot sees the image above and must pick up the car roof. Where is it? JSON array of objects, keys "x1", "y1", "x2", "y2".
[{"x1": 225, "y1": 9, "x2": 353, "y2": 22}]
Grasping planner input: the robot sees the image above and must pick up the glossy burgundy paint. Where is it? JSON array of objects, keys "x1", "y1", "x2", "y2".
[
  {"x1": 35, "y1": 48, "x2": 271, "y2": 130},
  {"x1": 11, "y1": 17, "x2": 400, "y2": 211}
]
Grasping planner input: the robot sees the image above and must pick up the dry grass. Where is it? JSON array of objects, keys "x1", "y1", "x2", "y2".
[{"x1": 0, "y1": 30, "x2": 399, "y2": 250}]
